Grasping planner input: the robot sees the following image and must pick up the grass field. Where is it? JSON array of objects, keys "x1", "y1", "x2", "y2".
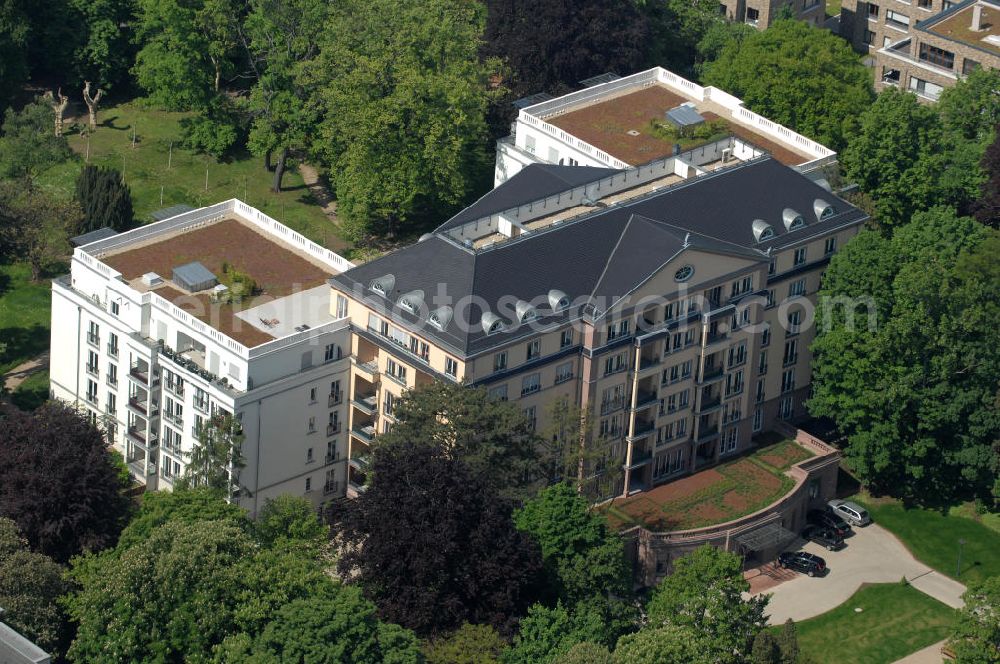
[
  {"x1": 827, "y1": 0, "x2": 841, "y2": 18},
  {"x1": 11, "y1": 369, "x2": 49, "y2": 410},
  {"x1": 855, "y1": 495, "x2": 1000, "y2": 584},
  {"x1": 0, "y1": 263, "x2": 53, "y2": 376},
  {"x1": 35, "y1": 101, "x2": 348, "y2": 253},
  {"x1": 791, "y1": 583, "x2": 956, "y2": 664}
]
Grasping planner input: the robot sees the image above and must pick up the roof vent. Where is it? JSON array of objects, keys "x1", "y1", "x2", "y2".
[
  {"x1": 783, "y1": 208, "x2": 806, "y2": 232},
  {"x1": 428, "y1": 306, "x2": 453, "y2": 331},
  {"x1": 581, "y1": 198, "x2": 598, "y2": 207},
  {"x1": 814, "y1": 178, "x2": 832, "y2": 192},
  {"x1": 665, "y1": 104, "x2": 705, "y2": 128},
  {"x1": 813, "y1": 199, "x2": 836, "y2": 222},
  {"x1": 548, "y1": 289, "x2": 570, "y2": 312},
  {"x1": 172, "y1": 261, "x2": 218, "y2": 292},
  {"x1": 515, "y1": 300, "x2": 537, "y2": 323},
  {"x1": 752, "y1": 219, "x2": 775, "y2": 242},
  {"x1": 463, "y1": 238, "x2": 474, "y2": 249},
  {"x1": 398, "y1": 289, "x2": 425, "y2": 314},
  {"x1": 481, "y1": 312, "x2": 506, "y2": 335},
  {"x1": 418, "y1": 233, "x2": 434, "y2": 242},
  {"x1": 369, "y1": 274, "x2": 395, "y2": 297},
  {"x1": 141, "y1": 272, "x2": 164, "y2": 287}
]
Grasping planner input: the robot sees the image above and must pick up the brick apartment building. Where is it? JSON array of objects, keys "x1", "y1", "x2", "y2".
[{"x1": 719, "y1": 0, "x2": 826, "y2": 29}]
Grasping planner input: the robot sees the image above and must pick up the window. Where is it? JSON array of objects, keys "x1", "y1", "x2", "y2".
[
  {"x1": 107, "y1": 392, "x2": 117, "y2": 415},
  {"x1": 305, "y1": 477, "x2": 312, "y2": 492},
  {"x1": 963, "y1": 58, "x2": 980, "y2": 75},
  {"x1": 308, "y1": 416, "x2": 316, "y2": 433},
  {"x1": 794, "y1": 247, "x2": 807, "y2": 266},
  {"x1": 384, "y1": 392, "x2": 396, "y2": 416},
  {"x1": 779, "y1": 396, "x2": 794, "y2": 420},
  {"x1": 606, "y1": 320, "x2": 630, "y2": 342},
  {"x1": 753, "y1": 408, "x2": 763, "y2": 432},
  {"x1": 919, "y1": 43, "x2": 954, "y2": 70},
  {"x1": 783, "y1": 339, "x2": 799, "y2": 366},
  {"x1": 681, "y1": 360, "x2": 692, "y2": 379},
  {"x1": 674, "y1": 265, "x2": 694, "y2": 282},
  {"x1": 908, "y1": 76, "x2": 943, "y2": 100},
  {"x1": 677, "y1": 417, "x2": 687, "y2": 436},
  {"x1": 444, "y1": 357, "x2": 458, "y2": 377},
  {"x1": 523, "y1": 406, "x2": 537, "y2": 431},
  {"x1": 526, "y1": 340, "x2": 540, "y2": 361},
  {"x1": 601, "y1": 384, "x2": 625, "y2": 414},
  {"x1": 765, "y1": 289, "x2": 775, "y2": 308},
  {"x1": 87, "y1": 350, "x2": 99, "y2": 375},
  {"x1": 87, "y1": 321, "x2": 100, "y2": 345},
  {"x1": 824, "y1": 236, "x2": 837, "y2": 255},
  {"x1": 599, "y1": 414, "x2": 622, "y2": 438},
  {"x1": 746, "y1": 6, "x2": 759, "y2": 23},
  {"x1": 868, "y1": 2, "x2": 879, "y2": 17},
  {"x1": 555, "y1": 361, "x2": 574, "y2": 384},
  {"x1": 193, "y1": 387, "x2": 209, "y2": 412},
  {"x1": 560, "y1": 329, "x2": 573, "y2": 348},
  {"x1": 666, "y1": 393, "x2": 677, "y2": 413},
  {"x1": 336, "y1": 294, "x2": 348, "y2": 318},
  {"x1": 328, "y1": 411, "x2": 340, "y2": 434},
  {"x1": 604, "y1": 352, "x2": 626, "y2": 376},
  {"x1": 731, "y1": 276, "x2": 753, "y2": 298},
  {"x1": 329, "y1": 380, "x2": 342, "y2": 405},
  {"x1": 386, "y1": 358, "x2": 407, "y2": 383},
  {"x1": 788, "y1": 278, "x2": 806, "y2": 297},
  {"x1": 107, "y1": 362, "x2": 118, "y2": 386},
  {"x1": 309, "y1": 387, "x2": 317, "y2": 403},
  {"x1": 307, "y1": 447, "x2": 314, "y2": 463},
  {"x1": 494, "y1": 351, "x2": 507, "y2": 373},
  {"x1": 755, "y1": 378, "x2": 765, "y2": 404},
  {"x1": 768, "y1": 260, "x2": 776, "y2": 276},
  {"x1": 108, "y1": 332, "x2": 119, "y2": 358},
  {"x1": 110, "y1": 300, "x2": 120, "y2": 316},
  {"x1": 781, "y1": 368, "x2": 796, "y2": 394},
  {"x1": 864, "y1": 28, "x2": 876, "y2": 44},
  {"x1": 725, "y1": 369, "x2": 744, "y2": 396},
  {"x1": 324, "y1": 343, "x2": 340, "y2": 362},
  {"x1": 758, "y1": 350, "x2": 768, "y2": 375},
  {"x1": 917, "y1": 0, "x2": 931, "y2": 7},
  {"x1": 678, "y1": 389, "x2": 690, "y2": 408},
  {"x1": 524, "y1": 134, "x2": 536, "y2": 153},
  {"x1": 886, "y1": 8, "x2": 909, "y2": 27},
  {"x1": 684, "y1": 328, "x2": 697, "y2": 346},
  {"x1": 727, "y1": 343, "x2": 747, "y2": 368},
  {"x1": 761, "y1": 325, "x2": 771, "y2": 347},
  {"x1": 722, "y1": 428, "x2": 738, "y2": 453},
  {"x1": 521, "y1": 373, "x2": 541, "y2": 396},
  {"x1": 86, "y1": 379, "x2": 98, "y2": 404},
  {"x1": 787, "y1": 310, "x2": 802, "y2": 335}
]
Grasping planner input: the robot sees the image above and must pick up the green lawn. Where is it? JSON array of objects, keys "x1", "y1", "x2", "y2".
[
  {"x1": 854, "y1": 496, "x2": 1000, "y2": 584},
  {"x1": 0, "y1": 263, "x2": 53, "y2": 376},
  {"x1": 826, "y1": 0, "x2": 841, "y2": 18},
  {"x1": 789, "y1": 583, "x2": 957, "y2": 664},
  {"x1": 11, "y1": 369, "x2": 49, "y2": 410},
  {"x1": 35, "y1": 101, "x2": 349, "y2": 253}
]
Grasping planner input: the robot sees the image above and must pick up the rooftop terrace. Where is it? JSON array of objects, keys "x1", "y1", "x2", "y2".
[
  {"x1": 542, "y1": 83, "x2": 815, "y2": 167},
  {"x1": 922, "y1": 0, "x2": 1000, "y2": 56}
]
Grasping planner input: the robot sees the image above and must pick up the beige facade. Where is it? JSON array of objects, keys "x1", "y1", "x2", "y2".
[
  {"x1": 841, "y1": 0, "x2": 1000, "y2": 99},
  {"x1": 719, "y1": 0, "x2": 827, "y2": 28}
]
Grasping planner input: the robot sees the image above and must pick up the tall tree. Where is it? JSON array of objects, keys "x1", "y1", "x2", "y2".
[
  {"x1": 309, "y1": 0, "x2": 495, "y2": 239},
  {"x1": 69, "y1": 0, "x2": 137, "y2": 91},
  {"x1": 947, "y1": 576, "x2": 1000, "y2": 663},
  {"x1": 612, "y1": 625, "x2": 714, "y2": 664},
  {"x1": 553, "y1": 642, "x2": 613, "y2": 664},
  {"x1": 0, "y1": 98, "x2": 74, "y2": 181},
  {"x1": 645, "y1": 545, "x2": 768, "y2": 663},
  {"x1": 0, "y1": 518, "x2": 72, "y2": 657},
  {"x1": 0, "y1": 0, "x2": 30, "y2": 113},
  {"x1": 423, "y1": 623, "x2": 507, "y2": 664},
  {"x1": 374, "y1": 382, "x2": 544, "y2": 501},
  {"x1": 937, "y1": 68, "x2": 1000, "y2": 142},
  {"x1": 0, "y1": 402, "x2": 131, "y2": 562},
  {"x1": 253, "y1": 494, "x2": 328, "y2": 552},
  {"x1": 701, "y1": 19, "x2": 873, "y2": 151},
  {"x1": 178, "y1": 411, "x2": 248, "y2": 500},
  {"x1": 75, "y1": 164, "x2": 135, "y2": 232},
  {"x1": 115, "y1": 486, "x2": 244, "y2": 550},
  {"x1": 974, "y1": 126, "x2": 1000, "y2": 229},
  {"x1": 504, "y1": 601, "x2": 627, "y2": 664},
  {"x1": 335, "y1": 442, "x2": 544, "y2": 636},
  {"x1": 810, "y1": 214, "x2": 1000, "y2": 502},
  {"x1": 0, "y1": 181, "x2": 80, "y2": 280},
  {"x1": 484, "y1": 0, "x2": 649, "y2": 97}
]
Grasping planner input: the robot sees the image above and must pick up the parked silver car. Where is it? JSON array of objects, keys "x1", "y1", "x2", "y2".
[{"x1": 827, "y1": 499, "x2": 871, "y2": 527}]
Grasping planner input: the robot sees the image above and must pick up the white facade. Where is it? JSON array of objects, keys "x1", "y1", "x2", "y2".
[
  {"x1": 496, "y1": 66, "x2": 838, "y2": 185},
  {"x1": 50, "y1": 200, "x2": 354, "y2": 514}
]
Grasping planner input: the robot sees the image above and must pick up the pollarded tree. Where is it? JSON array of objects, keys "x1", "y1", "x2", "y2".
[
  {"x1": 0, "y1": 518, "x2": 72, "y2": 657},
  {"x1": 75, "y1": 164, "x2": 134, "y2": 233},
  {"x1": 0, "y1": 402, "x2": 131, "y2": 562},
  {"x1": 809, "y1": 212, "x2": 1000, "y2": 502},
  {"x1": 645, "y1": 545, "x2": 768, "y2": 663},
  {"x1": 701, "y1": 19, "x2": 873, "y2": 151},
  {"x1": 336, "y1": 442, "x2": 544, "y2": 637},
  {"x1": 374, "y1": 382, "x2": 544, "y2": 502},
  {"x1": 484, "y1": 0, "x2": 650, "y2": 97}
]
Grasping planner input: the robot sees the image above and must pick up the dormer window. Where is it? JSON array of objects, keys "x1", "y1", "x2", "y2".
[
  {"x1": 515, "y1": 300, "x2": 537, "y2": 323},
  {"x1": 813, "y1": 198, "x2": 835, "y2": 221},
  {"x1": 428, "y1": 306, "x2": 453, "y2": 331},
  {"x1": 548, "y1": 289, "x2": 570, "y2": 312},
  {"x1": 482, "y1": 312, "x2": 506, "y2": 335},
  {"x1": 674, "y1": 265, "x2": 694, "y2": 282},
  {"x1": 752, "y1": 219, "x2": 774, "y2": 243},
  {"x1": 398, "y1": 289, "x2": 424, "y2": 314},
  {"x1": 783, "y1": 208, "x2": 806, "y2": 232},
  {"x1": 369, "y1": 274, "x2": 395, "y2": 297}
]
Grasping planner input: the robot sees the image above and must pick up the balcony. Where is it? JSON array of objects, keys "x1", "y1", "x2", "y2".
[
  {"x1": 626, "y1": 446, "x2": 653, "y2": 469},
  {"x1": 633, "y1": 390, "x2": 658, "y2": 411},
  {"x1": 328, "y1": 391, "x2": 343, "y2": 407},
  {"x1": 127, "y1": 396, "x2": 148, "y2": 415},
  {"x1": 127, "y1": 426, "x2": 148, "y2": 445},
  {"x1": 638, "y1": 355, "x2": 661, "y2": 372},
  {"x1": 352, "y1": 394, "x2": 378, "y2": 415},
  {"x1": 705, "y1": 331, "x2": 728, "y2": 347},
  {"x1": 349, "y1": 454, "x2": 371, "y2": 472},
  {"x1": 129, "y1": 364, "x2": 149, "y2": 384},
  {"x1": 628, "y1": 419, "x2": 655, "y2": 440},
  {"x1": 698, "y1": 394, "x2": 722, "y2": 413},
  {"x1": 164, "y1": 381, "x2": 184, "y2": 398},
  {"x1": 85, "y1": 363, "x2": 98, "y2": 377},
  {"x1": 325, "y1": 449, "x2": 340, "y2": 465},
  {"x1": 355, "y1": 359, "x2": 379, "y2": 378},
  {"x1": 163, "y1": 411, "x2": 183, "y2": 427},
  {"x1": 698, "y1": 365, "x2": 724, "y2": 384},
  {"x1": 84, "y1": 392, "x2": 98, "y2": 405},
  {"x1": 351, "y1": 424, "x2": 377, "y2": 443},
  {"x1": 696, "y1": 427, "x2": 720, "y2": 443}
]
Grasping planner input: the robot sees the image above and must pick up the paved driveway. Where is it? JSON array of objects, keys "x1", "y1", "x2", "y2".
[{"x1": 752, "y1": 524, "x2": 967, "y2": 625}]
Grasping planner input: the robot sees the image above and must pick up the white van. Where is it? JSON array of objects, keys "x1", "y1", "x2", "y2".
[{"x1": 828, "y1": 499, "x2": 871, "y2": 527}]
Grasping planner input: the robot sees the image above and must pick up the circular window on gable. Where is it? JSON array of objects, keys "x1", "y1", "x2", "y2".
[{"x1": 674, "y1": 265, "x2": 695, "y2": 282}]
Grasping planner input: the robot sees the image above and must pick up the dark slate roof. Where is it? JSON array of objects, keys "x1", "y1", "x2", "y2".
[
  {"x1": 436, "y1": 163, "x2": 621, "y2": 232},
  {"x1": 70, "y1": 227, "x2": 118, "y2": 247},
  {"x1": 331, "y1": 158, "x2": 867, "y2": 357}
]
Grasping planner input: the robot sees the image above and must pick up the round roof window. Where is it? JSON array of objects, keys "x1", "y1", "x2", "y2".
[{"x1": 674, "y1": 265, "x2": 694, "y2": 282}]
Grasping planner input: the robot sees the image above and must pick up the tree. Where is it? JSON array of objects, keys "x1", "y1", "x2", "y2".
[
  {"x1": 253, "y1": 494, "x2": 328, "y2": 551},
  {"x1": 503, "y1": 601, "x2": 622, "y2": 664},
  {"x1": 336, "y1": 442, "x2": 544, "y2": 636},
  {"x1": 611, "y1": 625, "x2": 713, "y2": 664},
  {"x1": 842, "y1": 89, "x2": 942, "y2": 228},
  {"x1": 309, "y1": 0, "x2": 495, "y2": 238},
  {"x1": 0, "y1": 182, "x2": 80, "y2": 280},
  {"x1": 645, "y1": 545, "x2": 768, "y2": 663},
  {"x1": 974, "y1": 126, "x2": 1000, "y2": 229},
  {"x1": 75, "y1": 164, "x2": 135, "y2": 232},
  {"x1": 81, "y1": 81, "x2": 104, "y2": 130},
  {"x1": 70, "y1": 0, "x2": 137, "y2": 91},
  {"x1": 0, "y1": 98, "x2": 74, "y2": 181},
  {"x1": 542, "y1": 396, "x2": 613, "y2": 491},
  {"x1": 0, "y1": 518, "x2": 72, "y2": 657},
  {"x1": 775, "y1": 619, "x2": 800, "y2": 664},
  {"x1": 553, "y1": 642, "x2": 613, "y2": 664},
  {"x1": 513, "y1": 483, "x2": 631, "y2": 604},
  {"x1": 243, "y1": 0, "x2": 328, "y2": 192},
  {"x1": 937, "y1": 68, "x2": 1000, "y2": 142},
  {"x1": 701, "y1": 19, "x2": 872, "y2": 151},
  {"x1": 374, "y1": 382, "x2": 544, "y2": 501},
  {"x1": 115, "y1": 486, "x2": 245, "y2": 550},
  {"x1": 178, "y1": 411, "x2": 248, "y2": 499},
  {"x1": 809, "y1": 214, "x2": 1000, "y2": 502},
  {"x1": 750, "y1": 630, "x2": 781, "y2": 664},
  {"x1": 0, "y1": 402, "x2": 131, "y2": 561},
  {"x1": 424, "y1": 623, "x2": 507, "y2": 664},
  {"x1": 0, "y1": 0, "x2": 30, "y2": 113},
  {"x1": 484, "y1": 0, "x2": 649, "y2": 97},
  {"x1": 45, "y1": 88, "x2": 71, "y2": 137},
  {"x1": 947, "y1": 576, "x2": 1000, "y2": 663}
]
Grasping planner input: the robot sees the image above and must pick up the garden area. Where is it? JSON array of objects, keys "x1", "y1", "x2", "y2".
[
  {"x1": 603, "y1": 439, "x2": 813, "y2": 531},
  {"x1": 789, "y1": 583, "x2": 956, "y2": 664},
  {"x1": 854, "y1": 495, "x2": 1000, "y2": 584},
  {"x1": 0, "y1": 262, "x2": 53, "y2": 411}
]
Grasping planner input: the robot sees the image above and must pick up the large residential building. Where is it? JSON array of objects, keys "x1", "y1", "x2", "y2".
[
  {"x1": 50, "y1": 201, "x2": 354, "y2": 514},
  {"x1": 841, "y1": 0, "x2": 1000, "y2": 98},
  {"x1": 495, "y1": 67, "x2": 837, "y2": 186},
  {"x1": 331, "y1": 69, "x2": 867, "y2": 496},
  {"x1": 720, "y1": 0, "x2": 827, "y2": 29}
]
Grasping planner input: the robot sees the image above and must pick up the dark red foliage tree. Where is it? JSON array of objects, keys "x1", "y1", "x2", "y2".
[
  {"x1": 973, "y1": 125, "x2": 1000, "y2": 229},
  {"x1": 335, "y1": 443, "x2": 545, "y2": 637},
  {"x1": 483, "y1": 0, "x2": 650, "y2": 97},
  {"x1": 0, "y1": 402, "x2": 131, "y2": 561}
]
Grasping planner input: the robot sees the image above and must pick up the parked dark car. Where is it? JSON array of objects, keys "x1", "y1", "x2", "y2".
[
  {"x1": 807, "y1": 509, "x2": 853, "y2": 538},
  {"x1": 802, "y1": 524, "x2": 846, "y2": 551},
  {"x1": 777, "y1": 551, "x2": 827, "y2": 577}
]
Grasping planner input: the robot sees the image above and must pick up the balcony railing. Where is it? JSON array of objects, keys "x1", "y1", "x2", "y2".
[
  {"x1": 349, "y1": 455, "x2": 371, "y2": 472},
  {"x1": 325, "y1": 450, "x2": 340, "y2": 465},
  {"x1": 87, "y1": 332, "x2": 99, "y2": 346},
  {"x1": 352, "y1": 394, "x2": 377, "y2": 414},
  {"x1": 633, "y1": 390, "x2": 658, "y2": 410},
  {"x1": 351, "y1": 425, "x2": 376, "y2": 443},
  {"x1": 697, "y1": 427, "x2": 719, "y2": 442},
  {"x1": 630, "y1": 420, "x2": 655, "y2": 438},
  {"x1": 327, "y1": 422, "x2": 342, "y2": 437},
  {"x1": 699, "y1": 365, "x2": 724, "y2": 383},
  {"x1": 626, "y1": 447, "x2": 653, "y2": 468},
  {"x1": 355, "y1": 359, "x2": 379, "y2": 376},
  {"x1": 107, "y1": 342, "x2": 119, "y2": 359},
  {"x1": 328, "y1": 392, "x2": 343, "y2": 407},
  {"x1": 127, "y1": 426, "x2": 147, "y2": 444},
  {"x1": 639, "y1": 356, "x2": 660, "y2": 371},
  {"x1": 129, "y1": 365, "x2": 149, "y2": 383},
  {"x1": 600, "y1": 398, "x2": 625, "y2": 416},
  {"x1": 84, "y1": 392, "x2": 98, "y2": 405},
  {"x1": 699, "y1": 395, "x2": 721, "y2": 412},
  {"x1": 127, "y1": 396, "x2": 148, "y2": 415},
  {"x1": 86, "y1": 364, "x2": 98, "y2": 376}
]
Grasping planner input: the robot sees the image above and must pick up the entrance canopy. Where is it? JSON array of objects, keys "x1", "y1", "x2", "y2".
[{"x1": 735, "y1": 522, "x2": 797, "y2": 553}]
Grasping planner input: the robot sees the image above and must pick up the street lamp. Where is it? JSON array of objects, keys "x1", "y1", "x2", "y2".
[{"x1": 956, "y1": 538, "x2": 966, "y2": 578}]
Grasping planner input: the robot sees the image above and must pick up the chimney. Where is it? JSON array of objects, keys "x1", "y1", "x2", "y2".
[{"x1": 972, "y1": 3, "x2": 984, "y2": 31}]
